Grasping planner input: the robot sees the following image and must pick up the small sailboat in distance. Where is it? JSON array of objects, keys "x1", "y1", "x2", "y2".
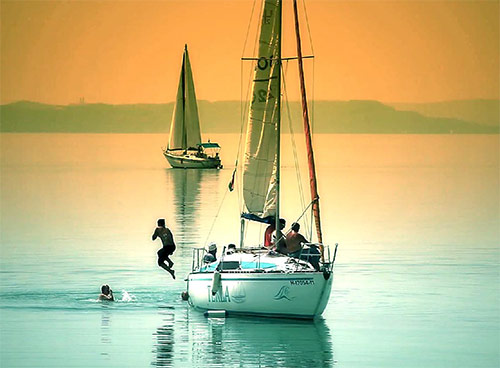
[
  {"x1": 163, "y1": 45, "x2": 222, "y2": 169},
  {"x1": 185, "y1": 0, "x2": 337, "y2": 319}
]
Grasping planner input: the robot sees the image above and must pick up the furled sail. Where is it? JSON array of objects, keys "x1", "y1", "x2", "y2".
[
  {"x1": 242, "y1": 0, "x2": 281, "y2": 217},
  {"x1": 168, "y1": 46, "x2": 202, "y2": 150}
]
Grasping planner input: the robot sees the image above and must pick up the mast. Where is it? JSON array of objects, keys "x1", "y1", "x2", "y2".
[
  {"x1": 275, "y1": 0, "x2": 283, "y2": 242},
  {"x1": 292, "y1": 0, "x2": 324, "y2": 260},
  {"x1": 182, "y1": 44, "x2": 187, "y2": 149}
]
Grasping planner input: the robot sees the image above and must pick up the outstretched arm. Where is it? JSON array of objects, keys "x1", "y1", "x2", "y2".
[{"x1": 152, "y1": 228, "x2": 158, "y2": 241}]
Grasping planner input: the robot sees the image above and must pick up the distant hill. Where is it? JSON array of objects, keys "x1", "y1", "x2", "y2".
[
  {"x1": 1, "y1": 100, "x2": 498, "y2": 134},
  {"x1": 391, "y1": 99, "x2": 500, "y2": 128}
]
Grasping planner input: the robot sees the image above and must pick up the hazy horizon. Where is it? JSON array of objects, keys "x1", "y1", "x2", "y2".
[{"x1": 3, "y1": 97, "x2": 500, "y2": 107}]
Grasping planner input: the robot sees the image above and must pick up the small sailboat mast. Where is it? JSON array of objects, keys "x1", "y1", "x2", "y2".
[{"x1": 292, "y1": 0, "x2": 324, "y2": 260}]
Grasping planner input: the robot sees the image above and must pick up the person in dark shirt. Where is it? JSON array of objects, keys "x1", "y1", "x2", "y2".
[
  {"x1": 152, "y1": 218, "x2": 176, "y2": 279},
  {"x1": 203, "y1": 243, "x2": 218, "y2": 263}
]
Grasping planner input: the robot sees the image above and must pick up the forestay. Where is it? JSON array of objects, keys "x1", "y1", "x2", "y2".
[{"x1": 242, "y1": 0, "x2": 281, "y2": 218}]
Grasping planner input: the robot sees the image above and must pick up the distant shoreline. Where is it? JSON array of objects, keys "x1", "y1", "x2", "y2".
[{"x1": 1, "y1": 99, "x2": 498, "y2": 134}]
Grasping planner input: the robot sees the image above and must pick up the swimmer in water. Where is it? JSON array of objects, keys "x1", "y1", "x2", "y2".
[{"x1": 98, "y1": 284, "x2": 114, "y2": 301}]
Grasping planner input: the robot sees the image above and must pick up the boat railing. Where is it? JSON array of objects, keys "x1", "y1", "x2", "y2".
[
  {"x1": 191, "y1": 247, "x2": 208, "y2": 271},
  {"x1": 295, "y1": 242, "x2": 338, "y2": 272}
]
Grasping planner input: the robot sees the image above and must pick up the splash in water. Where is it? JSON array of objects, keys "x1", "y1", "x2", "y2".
[{"x1": 121, "y1": 290, "x2": 136, "y2": 302}]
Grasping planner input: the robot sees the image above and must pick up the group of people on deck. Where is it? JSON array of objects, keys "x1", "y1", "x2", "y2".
[{"x1": 264, "y1": 219, "x2": 321, "y2": 270}]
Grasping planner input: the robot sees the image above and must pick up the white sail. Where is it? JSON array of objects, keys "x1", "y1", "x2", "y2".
[
  {"x1": 242, "y1": 0, "x2": 281, "y2": 217},
  {"x1": 168, "y1": 62, "x2": 185, "y2": 150},
  {"x1": 168, "y1": 46, "x2": 202, "y2": 150}
]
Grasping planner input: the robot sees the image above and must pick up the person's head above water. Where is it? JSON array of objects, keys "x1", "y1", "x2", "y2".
[
  {"x1": 291, "y1": 222, "x2": 300, "y2": 232},
  {"x1": 101, "y1": 284, "x2": 112, "y2": 295},
  {"x1": 157, "y1": 218, "x2": 166, "y2": 227}
]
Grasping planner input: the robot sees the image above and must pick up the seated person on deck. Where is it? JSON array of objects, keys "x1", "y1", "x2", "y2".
[
  {"x1": 203, "y1": 243, "x2": 217, "y2": 263},
  {"x1": 264, "y1": 218, "x2": 286, "y2": 248},
  {"x1": 226, "y1": 244, "x2": 237, "y2": 255},
  {"x1": 285, "y1": 222, "x2": 321, "y2": 271}
]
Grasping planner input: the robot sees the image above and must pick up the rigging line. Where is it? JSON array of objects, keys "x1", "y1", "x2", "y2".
[
  {"x1": 241, "y1": 0, "x2": 258, "y2": 59},
  {"x1": 309, "y1": 57, "x2": 315, "y2": 241},
  {"x1": 282, "y1": 61, "x2": 310, "y2": 237},
  {"x1": 273, "y1": 198, "x2": 316, "y2": 247},
  {"x1": 294, "y1": 198, "x2": 316, "y2": 228},
  {"x1": 203, "y1": 180, "x2": 231, "y2": 247},
  {"x1": 301, "y1": 0, "x2": 315, "y2": 55},
  {"x1": 299, "y1": 0, "x2": 317, "y2": 242}
]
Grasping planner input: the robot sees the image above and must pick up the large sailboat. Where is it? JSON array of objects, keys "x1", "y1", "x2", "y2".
[
  {"x1": 185, "y1": 0, "x2": 337, "y2": 319},
  {"x1": 163, "y1": 45, "x2": 222, "y2": 169}
]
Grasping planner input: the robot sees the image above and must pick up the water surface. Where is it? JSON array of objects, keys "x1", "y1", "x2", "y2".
[{"x1": 1, "y1": 133, "x2": 498, "y2": 367}]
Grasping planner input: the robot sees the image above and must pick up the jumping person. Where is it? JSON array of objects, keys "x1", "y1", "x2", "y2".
[{"x1": 152, "y1": 218, "x2": 176, "y2": 279}]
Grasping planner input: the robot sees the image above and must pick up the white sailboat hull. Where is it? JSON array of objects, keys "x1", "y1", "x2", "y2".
[
  {"x1": 164, "y1": 150, "x2": 221, "y2": 169},
  {"x1": 187, "y1": 271, "x2": 333, "y2": 319}
]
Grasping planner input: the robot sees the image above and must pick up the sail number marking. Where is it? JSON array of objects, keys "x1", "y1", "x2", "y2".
[{"x1": 289, "y1": 279, "x2": 315, "y2": 286}]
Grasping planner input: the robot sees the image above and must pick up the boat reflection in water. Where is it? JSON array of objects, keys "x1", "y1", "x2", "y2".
[
  {"x1": 164, "y1": 168, "x2": 220, "y2": 248},
  {"x1": 151, "y1": 310, "x2": 175, "y2": 367},
  {"x1": 153, "y1": 308, "x2": 334, "y2": 367},
  {"x1": 163, "y1": 167, "x2": 222, "y2": 281},
  {"x1": 99, "y1": 305, "x2": 112, "y2": 360}
]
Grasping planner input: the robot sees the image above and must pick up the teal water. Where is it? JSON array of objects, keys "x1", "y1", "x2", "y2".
[{"x1": 1, "y1": 133, "x2": 499, "y2": 367}]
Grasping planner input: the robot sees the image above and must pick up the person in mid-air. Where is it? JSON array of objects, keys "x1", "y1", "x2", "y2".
[
  {"x1": 152, "y1": 218, "x2": 176, "y2": 279},
  {"x1": 98, "y1": 284, "x2": 114, "y2": 301}
]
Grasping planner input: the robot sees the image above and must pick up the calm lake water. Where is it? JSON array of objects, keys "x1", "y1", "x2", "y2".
[{"x1": 1, "y1": 133, "x2": 499, "y2": 367}]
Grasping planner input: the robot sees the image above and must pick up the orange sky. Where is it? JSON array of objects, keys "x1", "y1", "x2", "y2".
[{"x1": 1, "y1": 0, "x2": 498, "y2": 105}]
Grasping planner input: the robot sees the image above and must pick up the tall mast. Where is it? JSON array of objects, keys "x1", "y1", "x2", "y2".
[
  {"x1": 275, "y1": 0, "x2": 283, "y2": 241},
  {"x1": 182, "y1": 45, "x2": 187, "y2": 149},
  {"x1": 292, "y1": 0, "x2": 324, "y2": 260}
]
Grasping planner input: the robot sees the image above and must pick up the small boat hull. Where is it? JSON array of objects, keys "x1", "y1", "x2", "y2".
[
  {"x1": 164, "y1": 151, "x2": 221, "y2": 169},
  {"x1": 187, "y1": 271, "x2": 333, "y2": 319}
]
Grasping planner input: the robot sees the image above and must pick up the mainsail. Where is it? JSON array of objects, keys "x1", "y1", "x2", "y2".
[
  {"x1": 242, "y1": 0, "x2": 281, "y2": 217},
  {"x1": 168, "y1": 45, "x2": 202, "y2": 150}
]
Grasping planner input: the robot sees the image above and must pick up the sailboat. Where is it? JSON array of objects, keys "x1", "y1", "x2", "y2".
[
  {"x1": 163, "y1": 45, "x2": 222, "y2": 169},
  {"x1": 185, "y1": 0, "x2": 337, "y2": 319}
]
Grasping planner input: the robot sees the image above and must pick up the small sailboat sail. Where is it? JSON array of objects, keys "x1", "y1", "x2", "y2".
[
  {"x1": 185, "y1": 0, "x2": 337, "y2": 319},
  {"x1": 168, "y1": 46, "x2": 202, "y2": 151},
  {"x1": 163, "y1": 45, "x2": 222, "y2": 169}
]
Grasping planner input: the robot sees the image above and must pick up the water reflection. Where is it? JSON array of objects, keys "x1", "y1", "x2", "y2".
[
  {"x1": 153, "y1": 308, "x2": 334, "y2": 367},
  {"x1": 152, "y1": 311, "x2": 175, "y2": 367},
  {"x1": 164, "y1": 169, "x2": 219, "y2": 245},
  {"x1": 100, "y1": 305, "x2": 112, "y2": 359}
]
